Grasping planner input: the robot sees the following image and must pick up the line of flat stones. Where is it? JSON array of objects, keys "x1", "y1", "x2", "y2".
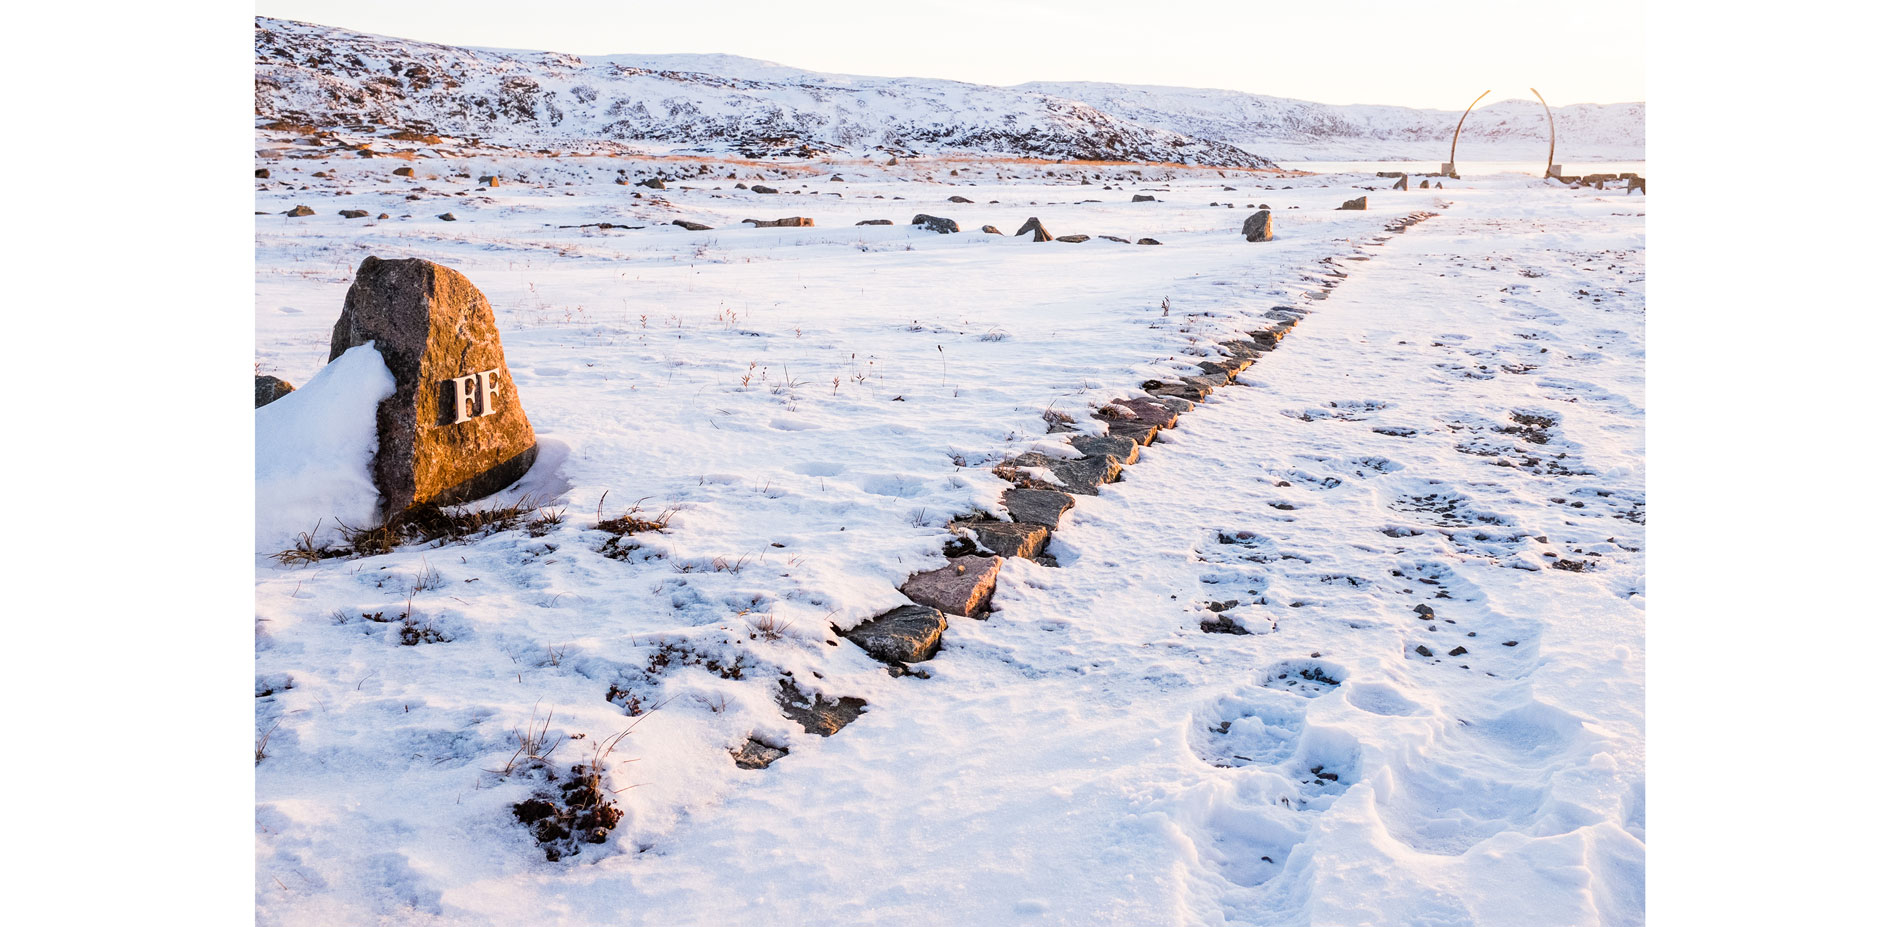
[{"x1": 744, "y1": 211, "x2": 1442, "y2": 764}]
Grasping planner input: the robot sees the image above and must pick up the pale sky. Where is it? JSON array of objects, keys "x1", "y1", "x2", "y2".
[{"x1": 255, "y1": 1, "x2": 1644, "y2": 110}]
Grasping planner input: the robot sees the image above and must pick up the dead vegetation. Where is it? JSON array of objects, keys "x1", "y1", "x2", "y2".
[{"x1": 273, "y1": 494, "x2": 561, "y2": 564}]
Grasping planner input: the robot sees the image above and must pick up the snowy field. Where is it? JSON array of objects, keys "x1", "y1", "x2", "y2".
[{"x1": 254, "y1": 149, "x2": 1644, "y2": 925}]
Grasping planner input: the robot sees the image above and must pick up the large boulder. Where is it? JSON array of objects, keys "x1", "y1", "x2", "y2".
[
  {"x1": 1016, "y1": 217, "x2": 1053, "y2": 241},
  {"x1": 912, "y1": 214, "x2": 959, "y2": 234},
  {"x1": 1393, "y1": 175, "x2": 1410, "y2": 190},
  {"x1": 1243, "y1": 209, "x2": 1273, "y2": 242},
  {"x1": 328, "y1": 257, "x2": 537, "y2": 514}
]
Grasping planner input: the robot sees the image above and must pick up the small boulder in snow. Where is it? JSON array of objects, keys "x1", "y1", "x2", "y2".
[
  {"x1": 285, "y1": 205, "x2": 314, "y2": 217},
  {"x1": 948, "y1": 195, "x2": 973, "y2": 203},
  {"x1": 1243, "y1": 209, "x2": 1273, "y2": 242},
  {"x1": 911, "y1": 214, "x2": 959, "y2": 234},
  {"x1": 856, "y1": 219, "x2": 893, "y2": 226},
  {"x1": 1055, "y1": 234, "x2": 1090, "y2": 243},
  {"x1": 981, "y1": 225, "x2": 1002, "y2": 235},
  {"x1": 1132, "y1": 194, "x2": 1156, "y2": 202},
  {"x1": 255, "y1": 375, "x2": 295, "y2": 408},
  {"x1": 672, "y1": 219, "x2": 713, "y2": 231},
  {"x1": 743, "y1": 217, "x2": 814, "y2": 227},
  {"x1": 255, "y1": 168, "x2": 270, "y2": 179},
  {"x1": 750, "y1": 184, "x2": 779, "y2": 194},
  {"x1": 1015, "y1": 217, "x2": 1053, "y2": 241},
  {"x1": 1338, "y1": 197, "x2": 1368, "y2": 210}
]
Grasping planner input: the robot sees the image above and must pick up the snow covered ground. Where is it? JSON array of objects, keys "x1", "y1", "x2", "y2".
[{"x1": 255, "y1": 153, "x2": 1643, "y2": 925}]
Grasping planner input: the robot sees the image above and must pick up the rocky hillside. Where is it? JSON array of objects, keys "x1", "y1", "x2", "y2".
[
  {"x1": 253, "y1": 18, "x2": 1274, "y2": 167},
  {"x1": 255, "y1": 16, "x2": 1643, "y2": 165}
]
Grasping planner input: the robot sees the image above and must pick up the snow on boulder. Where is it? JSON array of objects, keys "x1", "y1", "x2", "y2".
[{"x1": 255, "y1": 342, "x2": 395, "y2": 551}]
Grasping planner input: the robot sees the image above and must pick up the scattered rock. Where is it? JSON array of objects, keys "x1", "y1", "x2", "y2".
[
  {"x1": 1001, "y1": 487, "x2": 1074, "y2": 529},
  {"x1": 900, "y1": 555, "x2": 1002, "y2": 616},
  {"x1": 392, "y1": 166, "x2": 413, "y2": 177},
  {"x1": 1201, "y1": 615, "x2": 1250, "y2": 635},
  {"x1": 1448, "y1": 646, "x2": 1469, "y2": 657},
  {"x1": 1242, "y1": 209, "x2": 1273, "y2": 242},
  {"x1": 830, "y1": 174, "x2": 844, "y2": 182},
  {"x1": 1100, "y1": 235, "x2": 1130, "y2": 243},
  {"x1": 948, "y1": 195, "x2": 974, "y2": 203},
  {"x1": 1393, "y1": 175, "x2": 1409, "y2": 190},
  {"x1": 731, "y1": 737, "x2": 788, "y2": 769},
  {"x1": 842, "y1": 605, "x2": 948, "y2": 663},
  {"x1": 981, "y1": 225, "x2": 1002, "y2": 234},
  {"x1": 377, "y1": 213, "x2": 390, "y2": 219},
  {"x1": 1414, "y1": 604, "x2": 1436, "y2": 619},
  {"x1": 672, "y1": 219, "x2": 713, "y2": 231},
  {"x1": 856, "y1": 219, "x2": 893, "y2": 225},
  {"x1": 743, "y1": 217, "x2": 814, "y2": 227},
  {"x1": 1132, "y1": 194, "x2": 1156, "y2": 202},
  {"x1": 1137, "y1": 238, "x2": 1162, "y2": 245},
  {"x1": 254, "y1": 375, "x2": 295, "y2": 408},
  {"x1": 437, "y1": 212, "x2": 456, "y2": 221},
  {"x1": 911, "y1": 214, "x2": 959, "y2": 234},
  {"x1": 328, "y1": 256, "x2": 537, "y2": 513},
  {"x1": 775, "y1": 680, "x2": 867, "y2": 735},
  {"x1": 1055, "y1": 234, "x2": 1090, "y2": 243},
  {"x1": 750, "y1": 184, "x2": 779, "y2": 194},
  {"x1": 639, "y1": 177, "x2": 666, "y2": 189},
  {"x1": 338, "y1": 209, "x2": 369, "y2": 218},
  {"x1": 1015, "y1": 217, "x2": 1053, "y2": 241},
  {"x1": 478, "y1": 175, "x2": 500, "y2": 187},
  {"x1": 1338, "y1": 197, "x2": 1368, "y2": 210},
  {"x1": 255, "y1": 168, "x2": 270, "y2": 179},
  {"x1": 1414, "y1": 645, "x2": 1434, "y2": 657},
  {"x1": 284, "y1": 205, "x2": 314, "y2": 217}
]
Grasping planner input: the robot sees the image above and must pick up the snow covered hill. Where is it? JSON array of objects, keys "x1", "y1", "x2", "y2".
[
  {"x1": 253, "y1": 17, "x2": 1273, "y2": 166},
  {"x1": 253, "y1": 16, "x2": 1643, "y2": 165}
]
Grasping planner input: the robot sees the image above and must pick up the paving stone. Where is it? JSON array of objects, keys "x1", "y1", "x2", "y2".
[
  {"x1": 775, "y1": 681, "x2": 867, "y2": 736},
  {"x1": 1001, "y1": 488, "x2": 1075, "y2": 529},
  {"x1": 731, "y1": 737, "x2": 788, "y2": 769},
  {"x1": 899, "y1": 555, "x2": 1002, "y2": 616},
  {"x1": 1068, "y1": 434, "x2": 1140, "y2": 466},
  {"x1": 842, "y1": 605, "x2": 947, "y2": 663},
  {"x1": 1004, "y1": 451, "x2": 1118, "y2": 495},
  {"x1": 956, "y1": 520, "x2": 1051, "y2": 559}
]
